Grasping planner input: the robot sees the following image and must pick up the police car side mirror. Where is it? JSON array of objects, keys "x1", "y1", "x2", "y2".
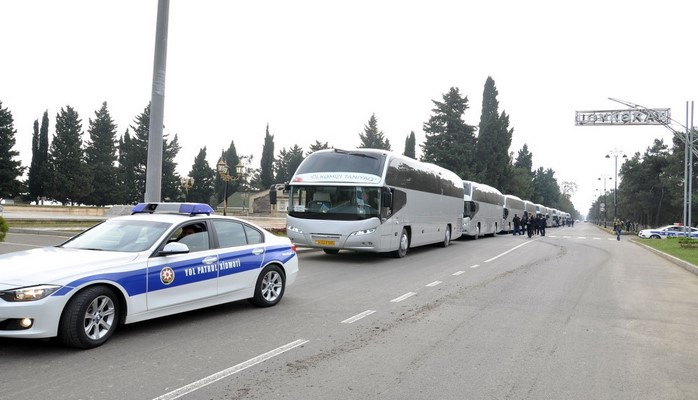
[{"x1": 160, "y1": 242, "x2": 190, "y2": 255}]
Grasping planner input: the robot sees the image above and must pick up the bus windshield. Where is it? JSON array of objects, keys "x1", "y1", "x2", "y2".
[{"x1": 289, "y1": 185, "x2": 381, "y2": 220}]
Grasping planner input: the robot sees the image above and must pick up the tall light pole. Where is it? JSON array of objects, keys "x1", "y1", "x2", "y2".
[
  {"x1": 606, "y1": 148, "x2": 627, "y2": 221},
  {"x1": 598, "y1": 175, "x2": 612, "y2": 227},
  {"x1": 216, "y1": 158, "x2": 244, "y2": 216}
]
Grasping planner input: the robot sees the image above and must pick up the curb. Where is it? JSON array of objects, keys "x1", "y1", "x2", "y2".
[{"x1": 631, "y1": 239, "x2": 698, "y2": 277}]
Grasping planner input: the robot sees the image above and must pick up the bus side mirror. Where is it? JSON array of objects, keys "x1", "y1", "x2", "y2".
[{"x1": 382, "y1": 189, "x2": 392, "y2": 207}]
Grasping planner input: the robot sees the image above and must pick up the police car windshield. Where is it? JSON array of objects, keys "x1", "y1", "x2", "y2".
[{"x1": 61, "y1": 220, "x2": 171, "y2": 252}]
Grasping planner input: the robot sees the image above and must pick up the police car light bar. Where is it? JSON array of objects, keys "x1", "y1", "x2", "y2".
[{"x1": 131, "y1": 202, "x2": 215, "y2": 216}]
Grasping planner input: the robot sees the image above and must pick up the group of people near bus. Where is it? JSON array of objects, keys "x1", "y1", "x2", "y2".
[{"x1": 512, "y1": 212, "x2": 548, "y2": 238}]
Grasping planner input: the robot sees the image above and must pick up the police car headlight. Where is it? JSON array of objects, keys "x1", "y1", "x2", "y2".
[
  {"x1": 0, "y1": 285, "x2": 61, "y2": 302},
  {"x1": 287, "y1": 225, "x2": 303, "y2": 234},
  {"x1": 350, "y1": 228, "x2": 376, "y2": 236}
]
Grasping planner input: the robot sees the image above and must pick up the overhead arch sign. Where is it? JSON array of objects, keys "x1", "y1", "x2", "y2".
[{"x1": 575, "y1": 108, "x2": 670, "y2": 126}]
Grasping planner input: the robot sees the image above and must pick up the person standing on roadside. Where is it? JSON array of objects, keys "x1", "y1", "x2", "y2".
[
  {"x1": 613, "y1": 218, "x2": 622, "y2": 241},
  {"x1": 513, "y1": 214, "x2": 521, "y2": 235}
]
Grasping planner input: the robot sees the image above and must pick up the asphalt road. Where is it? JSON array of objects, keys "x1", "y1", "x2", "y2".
[{"x1": 1, "y1": 223, "x2": 697, "y2": 400}]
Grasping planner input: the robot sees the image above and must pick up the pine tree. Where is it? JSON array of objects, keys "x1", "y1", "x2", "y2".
[
  {"x1": 84, "y1": 102, "x2": 118, "y2": 206},
  {"x1": 358, "y1": 113, "x2": 391, "y2": 150},
  {"x1": 259, "y1": 124, "x2": 275, "y2": 189},
  {"x1": 473, "y1": 77, "x2": 513, "y2": 191},
  {"x1": 0, "y1": 101, "x2": 24, "y2": 198},
  {"x1": 187, "y1": 147, "x2": 215, "y2": 204},
  {"x1": 508, "y1": 144, "x2": 534, "y2": 200},
  {"x1": 421, "y1": 87, "x2": 476, "y2": 178},
  {"x1": 47, "y1": 106, "x2": 91, "y2": 204},
  {"x1": 403, "y1": 131, "x2": 416, "y2": 158},
  {"x1": 38, "y1": 111, "x2": 50, "y2": 201},
  {"x1": 122, "y1": 104, "x2": 181, "y2": 202},
  {"x1": 308, "y1": 140, "x2": 330, "y2": 155},
  {"x1": 275, "y1": 145, "x2": 305, "y2": 183}
]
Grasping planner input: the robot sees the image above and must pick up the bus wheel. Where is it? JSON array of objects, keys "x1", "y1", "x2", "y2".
[
  {"x1": 393, "y1": 228, "x2": 409, "y2": 258},
  {"x1": 323, "y1": 249, "x2": 340, "y2": 254},
  {"x1": 441, "y1": 227, "x2": 451, "y2": 247}
]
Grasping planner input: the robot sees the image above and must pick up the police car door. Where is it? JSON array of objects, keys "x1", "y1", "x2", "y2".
[
  {"x1": 211, "y1": 219, "x2": 264, "y2": 296},
  {"x1": 147, "y1": 223, "x2": 219, "y2": 311}
]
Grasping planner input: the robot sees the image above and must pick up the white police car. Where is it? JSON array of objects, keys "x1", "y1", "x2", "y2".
[
  {"x1": 0, "y1": 202, "x2": 299, "y2": 349},
  {"x1": 638, "y1": 224, "x2": 698, "y2": 239}
]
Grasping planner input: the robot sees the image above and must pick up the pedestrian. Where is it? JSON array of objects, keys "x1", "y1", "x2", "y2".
[
  {"x1": 513, "y1": 214, "x2": 521, "y2": 235},
  {"x1": 527, "y1": 213, "x2": 535, "y2": 238},
  {"x1": 540, "y1": 215, "x2": 547, "y2": 236},
  {"x1": 613, "y1": 218, "x2": 622, "y2": 241}
]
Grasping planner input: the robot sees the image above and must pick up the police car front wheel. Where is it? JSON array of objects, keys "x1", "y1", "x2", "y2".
[
  {"x1": 58, "y1": 286, "x2": 120, "y2": 349},
  {"x1": 249, "y1": 265, "x2": 285, "y2": 307}
]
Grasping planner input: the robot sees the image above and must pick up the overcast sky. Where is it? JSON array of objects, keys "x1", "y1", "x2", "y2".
[{"x1": 1, "y1": 0, "x2": 695, "y2": 214}]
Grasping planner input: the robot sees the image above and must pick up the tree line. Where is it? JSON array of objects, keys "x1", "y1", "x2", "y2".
[
  {"x1": 588, "y1": 134, "x2": 698, "y2": 227},
  {"x1": 1, "y1": 76, "x2": 589, "y2": 216}
]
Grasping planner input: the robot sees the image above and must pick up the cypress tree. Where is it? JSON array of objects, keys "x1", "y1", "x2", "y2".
[
  {"x1": 403, "y1": 131, "x2": 416, "y2": 159},
  {"x1": 259, "y1": 124, "x2": 275, "y2": 189},
  {"x1": 473, "y1": 77, "x2": 513, "y2": 191},
  {"x1": 187, "y1": 147, "x2": 215, "y2": 204}
]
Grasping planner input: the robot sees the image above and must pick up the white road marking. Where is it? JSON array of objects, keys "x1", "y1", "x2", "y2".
[
  {"x1": 452, "y1": 270, "x2": 466, "y2": 276},
  {"x1": 390, "y1": 292, "x2": 417, "y2": 303},
  {"x1": 484, "y1": 240, "x2": 534, "y2": 263},
  {"x1": 469, "y1": 264, "x2": 480, "y2": 269},
  {"x1": 426, "y1": 281, "x2": 442, "y2": 287},
  {"x1": 341, "y1": 310, "x2": 376, "y2": 324},
  {"x1": 153, "y1": 339, "x2": 309, "y2": 400}
]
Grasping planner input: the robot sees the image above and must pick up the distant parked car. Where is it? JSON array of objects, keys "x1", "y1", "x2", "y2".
[{"x1": 638, "y1": 225, "x2": 698, "y2": 239}]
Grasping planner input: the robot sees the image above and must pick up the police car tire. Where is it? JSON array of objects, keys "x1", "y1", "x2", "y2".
[
  {"x1": 58, "y1": 286, "x2": 119, "y2": 349},
  {"x1": 650, "y1": 235, "x2": 661, "y2": 239},
  {"x1": 249, "y1": 265, "x2": 285, "y2": 307}
]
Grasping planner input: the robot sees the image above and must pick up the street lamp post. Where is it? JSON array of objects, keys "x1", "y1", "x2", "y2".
[
  {"x1": 180, "y1": 176, "x2": 194, "y2": 202},
  {"x1": 606, "y1": 148, "x2": 627, "y2": 221},
  {"x1": 216, "y1": 158, "x2": 245, "y2": 216},
  {"x1": 598, "y1": 175, "x2": 612, "y2": 227}
]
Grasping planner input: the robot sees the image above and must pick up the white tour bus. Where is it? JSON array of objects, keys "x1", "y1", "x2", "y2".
[
  {"x1": 286, "y1": 149, "x2": 464, "y2": 257},
  {"x1": 503, "y1": 194, "x2": 526, "y2": 233},
  {"x1": 462, "y1": 180, "x2": 505, "y2": 239}
]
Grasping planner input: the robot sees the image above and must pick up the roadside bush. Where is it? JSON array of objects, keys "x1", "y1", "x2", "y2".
[{"x1": 0, "y1": 216, "x2": 8, "y2": 242}]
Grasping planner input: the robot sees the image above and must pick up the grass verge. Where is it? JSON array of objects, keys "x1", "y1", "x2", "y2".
[{"x1": 633, "y1": 237, "x2": 698, "y2": 266}]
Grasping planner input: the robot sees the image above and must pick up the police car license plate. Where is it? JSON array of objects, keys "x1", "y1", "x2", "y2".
[{"x1": 315, "y1": 239, "x2": 336, "y2": 246}]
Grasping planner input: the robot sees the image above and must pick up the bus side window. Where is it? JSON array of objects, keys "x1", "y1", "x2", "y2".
[{"x1": 391, "y1": 189, "x2": 406, "y2": 214}]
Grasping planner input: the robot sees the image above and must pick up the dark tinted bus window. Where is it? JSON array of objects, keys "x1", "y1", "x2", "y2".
[{"x1": 296, "y1": 150, "x2": 386, "y2": 175}]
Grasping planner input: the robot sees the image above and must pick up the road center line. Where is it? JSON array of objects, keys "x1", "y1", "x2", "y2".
[
  {"x1": 484, "y1": 240, "x2": 534, "y2": 263},
  {"x1": 152, "y1": 339, "x2": 309, "y2": 400},
  {"x1": 452, "y1": 270, "x2": 466, "y2": 275},
  {"x1": 341, "y1": 310, "x2": 376, "y2": 324},
  {"x1": 426, "y1": 281, "x2": 442, "y2": 287},
  {"x1": 390, "y1": 292, "x2": 417, "y2": 303},
  {"x1": 469, "y1": 264, "x2": 480, "y2": 269}
]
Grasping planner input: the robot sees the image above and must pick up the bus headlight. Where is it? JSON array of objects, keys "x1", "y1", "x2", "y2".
[
  {"x1": 287, "y1": 225, "x2": 303, "y2": 234},
  {"x1": 350, "y1": 228, "x2": 376, "y2": 236}
]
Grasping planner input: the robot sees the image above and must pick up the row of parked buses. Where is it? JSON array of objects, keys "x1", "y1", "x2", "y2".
[
  {"x1": 284, "y1": 148, "x2": 569, "y2": 257},
  {"x1": 461, "y1": 180, "x2": 571, "y2": 239}
]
